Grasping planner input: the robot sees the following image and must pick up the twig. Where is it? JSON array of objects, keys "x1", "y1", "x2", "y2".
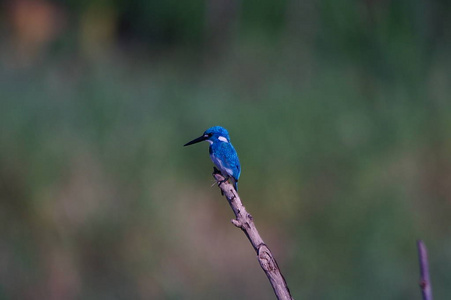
[
  {"x1": 213, "y1": 169, "x2": 293, "y2": 300},
  {"x1": 417, "y1": 240, "x2": 433, "y2": 300}
]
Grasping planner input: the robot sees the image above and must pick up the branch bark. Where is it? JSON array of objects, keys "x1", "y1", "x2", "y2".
[
  {"x1": 417, "y1": 240, "x2": 433, "y2": 300},
  {"x1": 213, "y1": 170, "x2": 293, "y2": 300}
]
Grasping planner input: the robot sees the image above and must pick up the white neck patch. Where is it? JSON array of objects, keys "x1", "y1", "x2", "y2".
[{"x1": 218, "y1": 136, "x2": 228, "y2": 143}]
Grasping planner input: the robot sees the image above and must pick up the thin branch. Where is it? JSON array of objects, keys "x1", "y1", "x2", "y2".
[
  {"x1": 213, "y1": 169, "x2": 293, "y2": 300},
  {"x1": 417, "y1": 240, "x2": 433, "y2": 300}
]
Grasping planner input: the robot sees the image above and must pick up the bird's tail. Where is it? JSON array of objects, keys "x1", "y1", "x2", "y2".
[{"x1": 233, "y1": 179, "x2": 238, "y2": 191}]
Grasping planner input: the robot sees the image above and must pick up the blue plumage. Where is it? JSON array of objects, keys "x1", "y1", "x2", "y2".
[{"x1": 184, "y1": 126, "x2": 241, "y2": 190}]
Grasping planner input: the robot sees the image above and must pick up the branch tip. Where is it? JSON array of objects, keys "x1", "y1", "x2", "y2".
[
  {"x1": 231, "y1": 219, "x2": 241, "y2": 227},
  {"x1": 417, "y1": 239, "x2": 433, "y2": 300}
]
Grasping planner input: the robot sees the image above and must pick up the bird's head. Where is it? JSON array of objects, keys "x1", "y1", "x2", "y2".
[{"x1": 184, "y1": 126, "x2": 230, "y2": 146}]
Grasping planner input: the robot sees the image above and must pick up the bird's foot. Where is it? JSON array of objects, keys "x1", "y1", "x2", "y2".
[
  {"x1": 218, "y1": 178, "x2": 229, "y2": 185},
  {"x1": 213, "y1": 167, "x2": 232, "y2": 195},
  {"x1": 213, "y1": 167, "x2": 229, "y2": 185}
]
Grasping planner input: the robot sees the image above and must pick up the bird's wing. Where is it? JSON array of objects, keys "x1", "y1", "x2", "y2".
[{"x1": 216, "y1": 142, "x2": 241, "y2": 180}]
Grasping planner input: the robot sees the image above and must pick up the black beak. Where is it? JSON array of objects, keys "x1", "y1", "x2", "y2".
[{"x1": 184, "y1": 135, "x2": 208, "y2": 146}]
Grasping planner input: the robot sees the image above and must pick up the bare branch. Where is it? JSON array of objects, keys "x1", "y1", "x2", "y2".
[
  {"x1": 213, "y1": 170, "x2": 293, "y2": 300},
  {"x1": 417, "y1": 240, "x2": 433, "y2": 300}
]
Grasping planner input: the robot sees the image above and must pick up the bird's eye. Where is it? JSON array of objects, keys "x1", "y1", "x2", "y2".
[{"x1": 208, "y1": 133, "x2": 213, "y2": 137}]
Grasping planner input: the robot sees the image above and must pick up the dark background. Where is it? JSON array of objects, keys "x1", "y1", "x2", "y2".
[{"x1": 1, "y1": 0, "x2": 451, "y2": 299}]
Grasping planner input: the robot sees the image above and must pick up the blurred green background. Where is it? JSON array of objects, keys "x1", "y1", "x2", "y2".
[{"x1": 1, "y1": 0, "x2": 451, "y2": 299}]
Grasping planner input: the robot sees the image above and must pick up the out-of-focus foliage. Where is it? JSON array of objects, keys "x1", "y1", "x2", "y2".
[{"x1": 1, "y1": 0, "x2": 451, "y2": 299}]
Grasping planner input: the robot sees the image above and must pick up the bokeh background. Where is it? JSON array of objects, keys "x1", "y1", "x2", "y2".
[{"x1": 1, "y1": 0, "x2": 451, "y2": 299}]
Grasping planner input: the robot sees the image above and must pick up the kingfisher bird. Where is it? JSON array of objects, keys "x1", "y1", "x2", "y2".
[{"x1": 184, "y1": 126, "x2": 241, "y2": 191}]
